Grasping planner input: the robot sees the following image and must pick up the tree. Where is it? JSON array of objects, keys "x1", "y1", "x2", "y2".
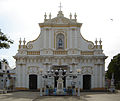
[
  {"x1": 106, "y1": 54, "x2": 120, "y2": 88},
  {"x1": 2, "y1": 58, "x2": 9, "y2": 65},
  {"x1": 0, "y1": 29, "x2": 13, "y2": 49}
]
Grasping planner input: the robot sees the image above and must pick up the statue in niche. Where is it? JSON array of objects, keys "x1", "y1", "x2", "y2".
[{"x1": 56, "y1": 34, "x2": 64, "y2": 49}]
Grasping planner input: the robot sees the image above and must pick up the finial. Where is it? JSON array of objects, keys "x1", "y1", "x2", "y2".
[
  {"x1": 70, "y1": 13, "x2": 72, "y2": 19},
  {"x1": 23, "y1": 38, "x2": 26, "y2": 45},
  {"x1": 74, "y1": 12, "x2": 77, "y2": 20},
  {"x1": 99, "y1": 38, "x2": 102, "y2": 45},
  {"x1": 59, "y1": 2, "x2": 62, "y2": 11},
  {"x1": 44, "y1": 12, "x2": 47, "y2": 19},
  {"x1": 95, "y1": 38, "x2": 98, "y2": 45},
  {"x1": 49, "y1": 13, "x2": 51, "y2": 19},
  {"x1": 19, "y1": 38, "x2": 22, "y2": 45}
]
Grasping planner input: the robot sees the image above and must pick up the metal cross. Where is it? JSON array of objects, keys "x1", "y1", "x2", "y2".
[{"x1": 59, "y1": 2, "x2": 62, "y2": 11}]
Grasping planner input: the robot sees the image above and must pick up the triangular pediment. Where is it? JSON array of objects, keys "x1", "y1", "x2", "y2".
[
  {"x1": 44, "y1": 16, "x2": 76, "y2": 25},
  {"x1": 51, "y1": 17, "x2": 75, "y2": 24}
]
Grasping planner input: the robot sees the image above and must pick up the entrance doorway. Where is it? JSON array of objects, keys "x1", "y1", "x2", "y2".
[
  {"x1": 83, "y1": 75, "x2": 91, "y2": 90},
  {"x1": 29, "y1": 74, "x2": 37, "y2": 90},
  {"x1": 54, "y1": 76, "x2": 59, "y2": 88}
]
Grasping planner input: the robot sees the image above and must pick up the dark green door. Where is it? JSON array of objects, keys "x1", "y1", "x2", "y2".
[
  {"x1": 83, "y1": 75, "x2": 91, "y2": 90},
  {"x1": 29, "y1": 74, "x2": 37, "y2": 90}
]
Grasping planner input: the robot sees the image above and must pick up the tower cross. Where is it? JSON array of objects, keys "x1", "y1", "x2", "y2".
[{"x1": 59, "y1": 2, "x2": 62, "y2": 11}]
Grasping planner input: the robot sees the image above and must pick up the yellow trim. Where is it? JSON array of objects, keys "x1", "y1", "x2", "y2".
[
  {"x1": 19, "y1": 45, "x2": 21, "y2": 49},
  {"x1": 27, "y1": 51, "x2": 40, "y2": 55},
  {"x1": 81, "y1": 51, "x2": 94, "y2": 55},
  {"x1": 16, "y1": 87, "x2": 28, "y2": 90},
  {"x1": 23, "y1": 45, "x2": 26, "y2": 48}
]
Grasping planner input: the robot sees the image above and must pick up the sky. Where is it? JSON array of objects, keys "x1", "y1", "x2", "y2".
[{"x1": 0, "y1": 0, "x2": 120, "y2": 70}]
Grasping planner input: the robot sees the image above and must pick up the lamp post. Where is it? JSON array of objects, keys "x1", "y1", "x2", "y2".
[
  {"x1": 77, "y1": 69, "x2": 81, "y2": 96},
  {"x1": 40, "y1": 69, "x2": 43, "y2": 96}
]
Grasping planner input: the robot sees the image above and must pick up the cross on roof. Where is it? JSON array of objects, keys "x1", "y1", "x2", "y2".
[{"x1": 59, "y1": 2, "x2": 62, "y2": 11}]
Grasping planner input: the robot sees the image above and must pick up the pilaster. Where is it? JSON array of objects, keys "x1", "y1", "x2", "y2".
[
  {"x1": 75, "y1": 29, "x2": 77, "y2": 48},
  {"x1": 70, "y1": 29, "x2": 72, "y2": 48},
  {"x1": 44, "y1": 29, "x2": 46, "y2": 48},
  {"x1": 49, "y1": 28, "x2": 51, "y2": 48},
  {"x1": 99, "y1": 65, "x2": 102, "y2": 88}
]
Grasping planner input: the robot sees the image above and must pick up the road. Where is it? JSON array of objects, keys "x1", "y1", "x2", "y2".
[{"x1": 0, "y1": 91, "x2": 120, "y2": 101}]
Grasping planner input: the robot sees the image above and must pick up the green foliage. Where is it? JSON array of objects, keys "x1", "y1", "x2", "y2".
[
  {"x1": 106, "y1": 54, "x2": 120, "y2": 86},
  {"x1": 2, "y1": 58, "x2": 9, "y2": 65},
  {"x1": 0, "y1": 30, "x2": 13, "y2": 49}
]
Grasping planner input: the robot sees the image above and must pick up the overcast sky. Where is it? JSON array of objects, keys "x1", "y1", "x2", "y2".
[{"x1": 0, "y1": 0, "x2": 120, "y2": 70}]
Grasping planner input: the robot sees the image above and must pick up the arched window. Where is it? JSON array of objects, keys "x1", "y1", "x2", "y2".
[{"x1": 56, "y1": 33, "x2": 64, "y2": 49}]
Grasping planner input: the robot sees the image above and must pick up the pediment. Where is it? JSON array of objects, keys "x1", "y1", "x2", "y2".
[
  {"x1": 44, "y1": 16, "x2": 76, "y2": 25},
  {"x1": 51, "y1": 17, "x2": 71, "y2": 24}
]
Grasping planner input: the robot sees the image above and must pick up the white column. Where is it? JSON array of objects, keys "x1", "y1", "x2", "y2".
[
  {"x1": 21, "y1": 65, "x2": 24, "y2": 87},
  {"x1": 70, "y1": 29, "x2": 72, "y2": 48},
  {"x1": 18, "y1": 65, "x2": 22, "y2": 87},
  {"x1": 75, "y1": 29, "x2": 77, "y2": 48},
  {"x1": 40, "y1": 74, "x2": 43, "y2": 96},
  {"x1": 44, "y1": 29, "x2": 46, "y2": 48},
  {"x1": 92, "y1": 65, "x2": 95, "y2": 89},
  {"x1": 38, "y1": 74, "x2": 40, "y2": 89},
  {"x1": 81, "y1": 75, "x2": 82, "y2": 89},
  {"x1": 97, "y1": 65, "x2": 100, "y2": 88},
  {"x1": 49, "y1": 29, "x2": 51, "y2": 48},
  {"x1": 16, "y1": 64, "x2": 19, "y2": 87},
  {"x1": 46, "y1": 29, "x2": 49, "y2": 48},
  {"x1": 91, "y1": 75, "x2": 94, "y2": 89},
  {"x1": 72, "y1": 30, "x2": 74, "y2": 48},
  {"x1": 99, "y1": 65, "x2": 102, "y2": 88},
  {"x1": 94, "y1": 65, "x2": 97, "y2": 88},
  {"x1": 22, "y1": 65, "x2": 26, "y2": 88},
  {"x1": 26, "y1": 74, "x2": 29, "y2": 89}
]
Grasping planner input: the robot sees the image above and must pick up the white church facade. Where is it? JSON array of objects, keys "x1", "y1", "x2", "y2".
[{"x1": 14, "y1": 9, "x2": 107, "y2": 92}]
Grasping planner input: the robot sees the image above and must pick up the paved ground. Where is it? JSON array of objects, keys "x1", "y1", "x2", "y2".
[{"x1": 0, "y1": 91, "x2": 120, "y2": 101}]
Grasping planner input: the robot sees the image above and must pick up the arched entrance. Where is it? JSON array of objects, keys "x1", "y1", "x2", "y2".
[
  {"x1": 29, "y1": 74, "x2": 37, "y2": 90},
  {"x1": 83, "y1": 75, "x2": 91, "y2": 90}
]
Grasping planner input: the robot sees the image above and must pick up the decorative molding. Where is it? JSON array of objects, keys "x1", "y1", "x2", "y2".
[
  {"x1": 81, "y1": 66, "x2": 93, "y2": 74},
  {"x1": 39, "y1": 24, "x2": 81, "y2": 28},
  {"x1": 88, "y1": 44, "x2": 94, "y2": 49},
  {"x1": 27, "y1": 51, "x2": 40, "y2": 55},
  {"x1": 27, "y1": 66, "x2": 40, "y2": 74},
  {"x1": 81, "y1": 51, "x2": 94, "y2": 55},
  {"x1": 26, "y1": 44, "x2": 33, "y2": 49},
  {"x1": 53, "y1": 50, "x2": 67, "y2": 55}
]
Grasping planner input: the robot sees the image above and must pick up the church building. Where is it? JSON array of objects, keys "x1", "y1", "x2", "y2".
[{"x1": 14, "y1": 8, "x2": 107, "y2": 92}]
